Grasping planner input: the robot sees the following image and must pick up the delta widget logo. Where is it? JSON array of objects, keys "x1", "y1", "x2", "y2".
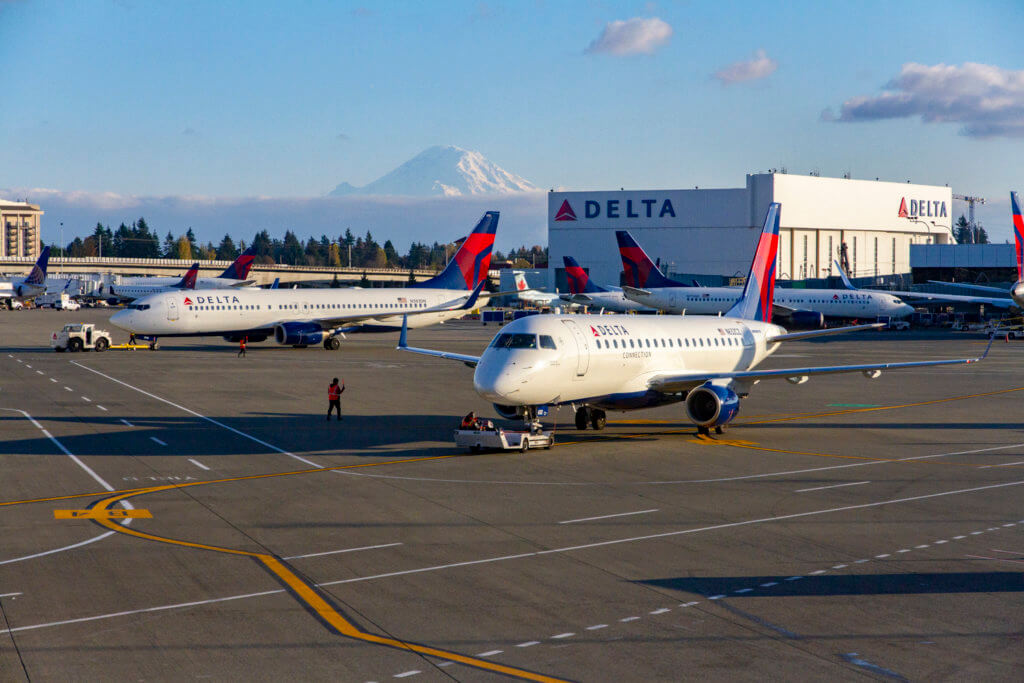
[
  {"x1": 555, "y1": 200, "x2": 577, "y2": 221},
  {"x1": 183, "y1": 297, "x2": 193, "y2": 306}
]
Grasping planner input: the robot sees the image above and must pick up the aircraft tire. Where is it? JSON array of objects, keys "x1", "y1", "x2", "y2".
[
  {"x1": 590, "y1": 409, "x2": 607, "y2": 430},
  {"x1": 575, "y1": 407, "x2": 590, "y2": 430},
  {"x1": 715, "y1": 425, "x2": 725, "y2": 435}
]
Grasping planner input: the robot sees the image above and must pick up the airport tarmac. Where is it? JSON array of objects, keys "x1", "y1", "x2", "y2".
[{"x1": 1, "y1": 308, "x2": 1022, "y2": 681}]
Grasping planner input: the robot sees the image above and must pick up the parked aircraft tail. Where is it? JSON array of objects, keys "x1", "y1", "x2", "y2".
[
  {"x1": 725, "y1": 203, "x2": 781, "y2": 322},
  {"x1": 615, "y1": 231, "x2": 688, "y2": 289},
  {"x1": 415, "y1": 211, "x2": 499, "y2": 290},
  {"x1": 563, "y1": 256, "x2": 608, "y2": 294},
  {"x1": 219, "y1": 246, "x2": 256, "y2": 280},
  {"x1": 24, "y1": 246, "x2": 50, "y2": 286},
  {"x1": 175, "y1": 263, "x2": 200, "y2": 289},
  {"x1": 1012, "y1": 191, "x2": 1023, "y2": 280}
]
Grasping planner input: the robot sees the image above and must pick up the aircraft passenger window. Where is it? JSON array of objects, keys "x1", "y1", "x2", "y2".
[
  {"x1": 613, "y1": 339, "x2": 619, "y2": 348},
  {"x1": 540, "y1": 335, "x2": 557, "y2": 350},
  {"x1": 490, "y1": 333, "x2": 538, "y2": 349},
  {"x1": 699, "y1": 338, "x2": 704, "y2": 347}
]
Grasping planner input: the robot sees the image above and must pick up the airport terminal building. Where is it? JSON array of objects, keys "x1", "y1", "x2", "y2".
[{"x1": 548, "y1": 173, "x2": 954, "y2": 289}]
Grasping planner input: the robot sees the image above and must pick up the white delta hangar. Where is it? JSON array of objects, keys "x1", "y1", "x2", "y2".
[{"x1": 548, "y1": 172, "x2": 954, "y2": 287}]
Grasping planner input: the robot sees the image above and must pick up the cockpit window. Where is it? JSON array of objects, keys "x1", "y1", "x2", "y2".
[
  {"x1": 539, "y1": 335, "x2": 557, "y2": 350},
  {"x1": 490, "y1": 333, "x2": 538, "y2": 349},
  {"x1": 127, "y1": 304, "x2": 150, "y2": 311}
]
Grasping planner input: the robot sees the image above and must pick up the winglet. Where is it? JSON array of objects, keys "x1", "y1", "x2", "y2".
[
  {"x1": 834, "y1": 260, "x2": 857, "y2": 290},
  {"x1": 725, "y1": 203, "x2": 781, "y2": 322},
  {"x1": 398, "y1": 314, "x2": 409, "y2": 349},
  {"x1": 459, "y1": 280, "x2": 486, "y2": 310}
]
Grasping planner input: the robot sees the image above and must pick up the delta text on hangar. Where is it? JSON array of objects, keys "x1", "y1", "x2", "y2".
[{"x1": 547, "y1": 173, "x2": 955, "y2": 290}]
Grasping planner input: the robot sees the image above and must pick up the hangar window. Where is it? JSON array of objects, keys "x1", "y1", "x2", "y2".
[
  {"x1": 540, "y1": 335, "x2": 557, "y2": 350},
  {"x1": 490, "y1": 333, "x2": 538, "y2": 349}
]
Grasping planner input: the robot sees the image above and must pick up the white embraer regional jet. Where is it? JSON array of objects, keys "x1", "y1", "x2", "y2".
[
  {"x1": 110, "y1": 212, "x2": 500, "y2": 350},
  {"x1": 399, "y1": 203, "x2": 989, "y2": 434},
  {"x1": 615, "y1": 230, "x2": 913, "y2": 326}
]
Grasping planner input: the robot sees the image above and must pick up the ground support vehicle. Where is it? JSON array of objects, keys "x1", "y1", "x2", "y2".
[
  {"x1": 50, "y1": 323, "x2": 112, "y2": 352},
  {"x1": 454, "y1": 427, "x2": 554, "y2": 453}
]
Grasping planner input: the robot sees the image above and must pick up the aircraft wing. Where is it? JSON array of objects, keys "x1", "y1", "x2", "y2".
[
  {"x1": 766, "y1": 323, "x2": 883, "y2": 342},
  {"x1": 306, "y1": 281, "x2": 484, "y2": 331},
  {"x1": 229, "y1": 279, "x2": 257, "y2": 288},
  {"x1": 884, "y1": 289, "x2": 1015, "y2": 308},
  {"x1": 621, "y1": 285, "x2": 653, "y2": 298},
  {"x1": 647, "y1": 339, "x2": 992, "y2": 394},
  {"x1": 396, "y1": 315, "x2": 480, "y2": 367},
  {"x1": 927, "y1": 280, "x2": 1010, "y2": 295}
]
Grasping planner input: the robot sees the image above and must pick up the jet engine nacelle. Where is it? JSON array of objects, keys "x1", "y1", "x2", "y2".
[
  {"x1": 492, "y1": 404, "x2": 523, "y2": 420},
  {"x1": 1012, "y1": 281, "x2": 1024, "y2": 302},
  {"x1": 274, "y1": 322, "x2": 324, "y2": 346},
  {"x1": 787, "y1": 310, "x2": 825, "y2": 329},
  {"x1": 685, "y1": 382, "x2": 740, "y2": 428}
]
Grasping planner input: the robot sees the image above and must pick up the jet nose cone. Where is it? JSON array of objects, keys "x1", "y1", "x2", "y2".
[
  {"x1": 473, "y1": 361, "x2": 521, "y2": 402},
  {"x1": 896, "y1": 303, "x2": 914, "y2": 317},
  {"x1": 109, "y1": 309, "x2": 131, "y2": 330}
]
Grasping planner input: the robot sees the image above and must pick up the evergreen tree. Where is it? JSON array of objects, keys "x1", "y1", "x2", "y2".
[
  {"x1": 163, "y1": 231, "x2": 176, "y2": 258},
  {"x1": 216, "y1": 234, "x2": 238, "y2": 260},
  {"x1": 977, "y1": 225, "x2": 989, "y2": 244},
  {"x1": 282, "y1": 231, "x2": 304, "y2": 265},
  {"x1": 954, "y1": 215, "x2": 971, "y2": 243},
  {"x1": 252, "y1": 230, "x2": 274, "y2": 263},
  {"x1": 186, "y1": 228, "x2": 198, "y2": 255},
  {"x1": 383, "y1": 239, "x2": 398, "y2": 266}
]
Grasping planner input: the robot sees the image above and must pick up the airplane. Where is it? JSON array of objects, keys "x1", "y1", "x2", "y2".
[
  {"x1": 106, "y1": 247, "x2": 257, "y2": 301},
  {"x1": 398, "y1": 203, "x2": 988, "y2": 435},
  {"x1": 616, "y1": 230, "x2": 913, "y2": 326},
  {"x1": 880, "y1": 192, "x2": 1024, "y2": 311},
  {"x1": 558, "y1": 255, "x2": 654, "y2": 312},
  {"x1": 512, "y1": 271, "x2": 564, "y2": 307},
  {"x1": 110, "y1": 211, "x2": 501, "y2": 350},
  {"x1": 0, "y1": 246, "x2": 52, "y2": 304}
]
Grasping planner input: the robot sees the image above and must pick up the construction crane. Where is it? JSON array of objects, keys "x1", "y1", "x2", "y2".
[{"x1": 953, "y1": 193, "x2": 986, "y2": 243}]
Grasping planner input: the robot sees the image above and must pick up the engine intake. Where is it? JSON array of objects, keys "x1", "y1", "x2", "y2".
[
  {"x1": 787, "y1": 310, "x2": 825, "y2": 329},
  {"x1": 274, "y1": 322, "x2": 324, "y2": 347},
  {"x1": 685, "y1": 383, "x2": 740, "y2": 428},
  {"x1": 492, "y1": 404, "x2": 523, "y2": 420}
]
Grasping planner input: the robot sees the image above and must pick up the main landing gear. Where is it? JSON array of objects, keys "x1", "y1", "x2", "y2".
[
  {"x1": 696, "y1": 425, "x2": 726, "y2": 436},
  {"x1": 323, "y1": 336, "x2": 341, "y2": 351},
  {"x1": 574, "y1": 406, "x2": 607, "y2": 431}
]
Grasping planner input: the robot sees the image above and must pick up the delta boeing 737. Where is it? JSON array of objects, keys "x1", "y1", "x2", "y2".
[
  {"x1": 399, "y1": 203, "x2": 988, "y2": 434},
  {"x1": 110, "y1": 212, "x2": 500, "y2": 350}
]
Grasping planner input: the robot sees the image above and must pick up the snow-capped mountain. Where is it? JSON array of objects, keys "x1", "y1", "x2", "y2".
[{"x1": 328, "y1": 145, "x2": 537, "y2": 197}]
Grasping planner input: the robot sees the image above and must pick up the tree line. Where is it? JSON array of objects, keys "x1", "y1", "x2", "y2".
[{"x1": 49, "y1": 218, "x2": 549, "y2": 269}]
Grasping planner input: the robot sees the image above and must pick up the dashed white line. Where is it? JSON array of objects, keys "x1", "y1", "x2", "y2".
[
  {"x1": 96, "y1": 405, "x2": 108, "y2": 412},
  {"x1": 981, "y1": 460, "x2": 1024, "y2": 468},
  {"x1": 875, "y1": 554, "x2": 890, "y2": 559},
  {"x1": 515, "y1": 641, "x2": 540, "y2": 648},
  {"x1": 551, "y1": 633, "x2": 574, "y2": 639},
  {"x1": 971, "y1": 531, "x2": 984, "y2": 535},
  {"x1": 120, "y1": 419, "x2": 134, "y2": 427},
  {"x1": 987, "y1": 527, "x2": 1000, "y2": 531},
  {"x1": 64, "y1": 386, "x2": 73, "y2": 392},
  {"x1": 24, "y1": 364, "x2": 31, "y2": 368},
  {"x1": 708, "y1": 594, "x2": 726, "y2": 599},
  {"x1": 832, "y1": 564, "x2": 848, "y2": 569},
  {"x1": 81, "y1": 396, "x2": 91, "y2": 402},
  {"x1": 934, "y1": 540, "x2": 947, "y2": 544},
  {"x1": 897, "y1": 548, "x2": 911, "y2": 553},
  {"x1": 283, "y1": 543, "x2": 402, "y2": 560},
  {"x1": 760, "y1": 582, "x2": 778, "y2": 587},
  {"x1": 734, "y1": 588, "x2": 753, "y2": 593},
  {"x1": 187, "y1": 458, "x2": 210, "y2": 471},
  {"x1": 619, "y1": 616, "x2": 640, "y2": 622},
  {"x1": 586, "y1": 624, "x2": 608, "y2": 631},
  {"x1": 784, "y1": 576, "x2": 803, "y2": 581},
  {"x1": 558, "y1": 509, "x2": 659, "y2": 525},
  {"x1": 393, "y1": 671, "x2": 419, "y2": 678},
  {"x1": 35, "y1": 370, "x2": 43, "y2": 375},
  {"x1": 49, "y1": 378, "x2": 57, "y2": 382},
  {"x1": 953, "y1": 535, "x2": 966, "y2": 540},
  {"x1": 854, "y1": 559, "x2": 869, "y2": 563},
  {"x1": 1002, "y1": 523, "x2": 1017, "y2": 527},
  {"x1": 809, "y1": 569, "x2": 827, "y2": 574},
  {"x1": 649, "y1": 608, "x2": 670, "y2": 614},
  {"x1": 150, "y1": 437, "x2": 167, "y2": 446},
  {"x1": 476, "y1": 650, "x2": 502, "y2": 657},
  {"x1": 0, "y1": 593, "x2": 22, "y2": 598},
  {"x1": 680, "y1": 601, "x2": 700, "y2": 607}
]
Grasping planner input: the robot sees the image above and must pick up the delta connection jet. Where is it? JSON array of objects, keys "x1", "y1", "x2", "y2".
[
  {"x1": 399, "y1": 204, "x2": 987, "y2": 434},
  {"x1": 616, "y1": 230, "x2": 913, "y2": 325},
  {"x1": 557, "y1": 255, "x2": 653, "y2": 312},
  {"x1": 0, "y1": 246, "x2": 52, "y2": 304},
  {"x1": 881, "y1": 192, "x2": 1024, "y2": 311},
  {"x1": 110, "y1": 212, "x2": 500, "y2": 350},
  {"x1": 106, "y1": 247, "x2": 258, "y2": 302}
]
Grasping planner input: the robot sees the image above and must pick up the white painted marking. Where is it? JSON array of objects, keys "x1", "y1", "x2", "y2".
[
  {"x1": 64, "y1": 386, "x2": 73, "y2": 392},
  {"x1": 971, "y1": 531, "x2": 984, "y2": 535},
  {"x1": 96, "y1": 405, "x2": 107, "y2": 412},
  {"x1": 516, "y1": 641, "x2": 540, "y2": 648},
  {"x1": 915, "y1": 544, "x2": 930, "y2": 549},
  {"x1": 796, "y1": 480, "x2": 871, "y2": 493},
  {"x1": 49, "y1": 378, "x2": 56, "y2": 382},
  {"x1": 558, "y1": 509, "x2": 658, "y2": 525},
  {"x1": 283, "y1": 543, "x2": 403, "y2": 560},
  {"x1": 0, "y1": 531, "x2": 116, "y2": 566},
  {"x1": 437, "y1": 662, "x2": 453, "y2": 667},
  {"x1": 35, "y1": 370, "x2": 43, "y2": 375},
  {"x1": 72, "y1": 362, "x2": 322, "y2": 468},
  {"x1": 981, "y1": 460, "x2": 1024, "y2": 468},
  {"x1": 0, "y1": 593, "x2": 22, "y2": 598},
  {"x1": 708, "y1": 594, "x2": 726, "y2": 599},
  {"x1": 551, "y1": 633, "x2": 574, "y2": 639},
  {"x1": 586, "y1": 624, "x2": 608, "y2": 630},
  {"x1": 832, "y1": 564, "x2": 848, "y2": 569},
  {"x1": 476, "y1": 650, "x2": 502, "y2": 657},
  {"x1": 187, "y1": 458, "x2": 210, "y2": 471},
  {"x1": 1003, "y1": 523, "x2": 1016, "y2": 527},
  {"x1": 81, "y1": 396, "x2": 91, "y2": 402},
  {"x1": 735, "y1": 588, "x2": 753, "y2": 593},
  {"x1": 809, "y1": 569, "x2": 827, "y2": 575},
  {"x1": 988, "y1": 527, "x2": 1000, "y2": 531},
  {"x1": 120, "y1": 419, "x2": 133, "y2": 427},
  {"x1": 785, "y1": 576, "x2": 803, "y2": 581},
  {"x1": 619, "y1": 616, "x2": 640, "y2": 622},
  {"x1": 854, "y1": 559, "x2": 869, "y2": 564},
  {"x1": 897, "y1": 549, "x2": 911, "y2": 553},
  {"x1": 875, "y1": 554, "x2": 890, "y2": 559},
  {"x1": 934, "y1": 540, "x2": 947, "y2": 544},
  {"x1": 760, "y1": 582, "x2": 778, "y2": 587},
  {"x1": 680, "y1": 602, "x2": 700, "y2": 607},
  {"x1": 649, "y1": 608, "x2": 670, "y2": 614},
  {"x1": 24, "y1": 364, "x2": 31, "y2": 368},
  {"x1": 953, "y1": 536, "x2": 966, "y2": 540},
  {"x1": 393, "y1": 671, "x2": 419, "y2": 678},
  {"x1": 150, "y1": 437, "x2": 167, "y2": 446}
]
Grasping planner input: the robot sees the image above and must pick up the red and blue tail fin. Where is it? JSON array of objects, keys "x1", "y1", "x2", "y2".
[
  {"x1": 1012, "y1": 191, "x2": 1023, "y2": 280},
  {"x1": 218, "y1": 246, "x2": 256, "y2": 279},
  {"x1": 175, "y1": 263, "x2": 200, "y2": 289},
  {"x1": 563, "y1": 256, "x2": 608, "y2": 294},
  {"x1": 415, "y1": 211, "x2": 498, "y2": 290},
  {"x1": 615, "y1": 231, "x2": 689, "y2": 288},
  {"x1": 725, "y1": 203, "x2": 781, "y2": 322},
  {"x1": 24, "y1": 246, "x2": 50, "y2": 286}
]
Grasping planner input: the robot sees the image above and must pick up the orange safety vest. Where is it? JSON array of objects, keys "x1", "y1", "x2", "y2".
[{"x1": 328, "y1": 384, "x2": 341, "y2": 400}]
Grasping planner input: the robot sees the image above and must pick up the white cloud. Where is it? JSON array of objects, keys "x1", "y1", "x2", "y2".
[
  {"x1": 585, "y1": 17, "x2": 672, "y2": 56},
  {"x1": 828, "y1": 62, "x2": 1024, "y2": 138},
  {"x1": 713, "y1": 49, "x2": 777, "y2": 85}
]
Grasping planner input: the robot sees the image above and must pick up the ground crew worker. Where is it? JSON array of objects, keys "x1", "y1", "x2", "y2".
[
  {"x1": 327, "y1": 377, "x2": 345, "y2": 420},
  {"x1": 460, "y1": 411, "x2": 479, "y2": 430},
  {"x1": 128, "y1": 332, "x2": 137, "y2": 346},
  {"x1": 238, "y1": 336, "x2": 247, "y2": 358}
]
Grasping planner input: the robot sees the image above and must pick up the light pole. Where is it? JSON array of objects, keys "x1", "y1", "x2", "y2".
[
  {"x1": 902, "y1": 217, "x2": 933, "y2": 244},
  {"x1": 59, "y1": 222, "x2": 63, "y2": 275}
]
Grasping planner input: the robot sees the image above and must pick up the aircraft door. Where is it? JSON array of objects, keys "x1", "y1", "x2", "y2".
[
  {"x1": 560, "y1": 319, "x2": 590, "y2": 377},
  {"x1": 166, "y1": 297, "x2": 179, "y2": 321}
]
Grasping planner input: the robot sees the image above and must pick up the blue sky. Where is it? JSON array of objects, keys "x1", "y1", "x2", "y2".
[{"x1": 1, "y1": 0, "x2": 1022, "y2": 247}]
